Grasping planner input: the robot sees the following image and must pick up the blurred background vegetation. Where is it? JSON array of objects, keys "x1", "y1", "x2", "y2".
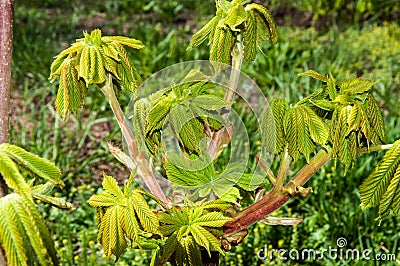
[{"x1": 9, "y1": 0, "x2": 400, "y2": 265}]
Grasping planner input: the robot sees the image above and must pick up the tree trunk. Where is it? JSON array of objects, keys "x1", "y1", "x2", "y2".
[
  {"x1": 0, "y1": 0, "x2": 13, "y2": 193},
  {"x1": 0, "y1": 0, "x2": 14, "y2": 264}
]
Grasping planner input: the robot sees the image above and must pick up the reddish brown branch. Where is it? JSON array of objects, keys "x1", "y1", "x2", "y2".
[
  {"x1": 224, "y1": 149, "x2": 331, "y2": 236},
  {"x1": 224, "y1": 192, "x2": 293, "y2": 235}
]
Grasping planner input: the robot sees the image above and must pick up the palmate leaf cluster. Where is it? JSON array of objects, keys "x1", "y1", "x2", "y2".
[
  {"x1": 165, "y1": 154, "x2": 265, "y2": 203},
  {"x1": 299, "y1": 70, "x2": 385, "y2": 169},
  {"x1": 360, "y1": 139, "x2": 400, "y2": 220},
  {"x1": 0, "y1": 194, "x2": 59, "y2": 266},
  {"x1": 0, "y1": 143, "x2": 71, "y2": 266},
  {"x1": 49, "y1": 29, "x2": 144, "y2": 119},
  {"x1": 87, "y1": 174, "x2": 235, "y2": 265},
  {"x1": 132, "y1": 71, "x2": 230, "y2": 156},
  {"x1": 152, "y1": 200, "x2": 232, "y2": 266},
  {"x1": 87, "y1": 173, "x2": 160, "y2": 261},
  {"x1": 266, "y1": 70, "x2": 386, "y2": 171},
  {"x1": 265, "y1": 98, "x2": 329, "y2": 162},
  {"x1": 187, "y1": 0, "x2": 277, "y2": 64}
]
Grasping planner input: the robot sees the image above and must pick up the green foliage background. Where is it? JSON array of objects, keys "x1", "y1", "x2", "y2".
[{"x1": 9, "y1": 0, "x2": 400, "y2": 265}]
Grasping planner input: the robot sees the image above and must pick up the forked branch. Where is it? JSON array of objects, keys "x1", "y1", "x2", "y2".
[{"x1": 224, "y1": 149, "x2": 331, "y2": 236}]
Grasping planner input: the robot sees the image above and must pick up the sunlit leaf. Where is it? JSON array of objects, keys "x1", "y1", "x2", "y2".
[
  {"x1": 243, "y1": 10, "x2": 257, "y2": 63},
  {"x1": 50, "y1": 29, "x2": 144, "y2": 119},
  {"x1": 187, "y1": 16, "x2": 219, "y2": 50},
  {"x1": 360, "y1": 139, "x2": 400, "y2": 219}
]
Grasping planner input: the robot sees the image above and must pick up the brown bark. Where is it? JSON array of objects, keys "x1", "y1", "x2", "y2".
[
  {"x1": 0, "y1": 0, "x2": 14, "y2": 264},
  {"x1": 0, "y1": 0, "x2": 14, "y2": 181},
  {"x1": 0, "y1": 0, "x2": 14, "y2": 193}
]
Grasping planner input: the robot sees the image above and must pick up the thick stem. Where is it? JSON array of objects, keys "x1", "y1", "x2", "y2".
[
  {"x1": 224, "y1": 149, "x2": 331, "y2": 236},
  {"x1": 290, "y1": 149, "x2": 331, "y2": 187},
  {"x1": 101, "y1": 76, "x2": 170, "y2": 206},
  {"x1": 0, "y1": 0, "x2": 14, "y2": 264},
  {"x1": 208, "y1": 43, "x2": 244, "y2": 160},
  {"x1": 224, "y1": 193, "x2": 292, "y2": 235},
  {"x1": 225, "y1": 142, "x2": 394, "y2": 235}
]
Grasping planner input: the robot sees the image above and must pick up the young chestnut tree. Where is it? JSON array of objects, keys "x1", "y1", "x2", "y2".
[{"x1": 48, "y1": 0, "x2": 400, "y2": 265}]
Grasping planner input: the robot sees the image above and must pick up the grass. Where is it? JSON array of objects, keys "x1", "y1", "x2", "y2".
[{"x1": 9, "y1": 1, "x2": 400, "y2": 265}]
